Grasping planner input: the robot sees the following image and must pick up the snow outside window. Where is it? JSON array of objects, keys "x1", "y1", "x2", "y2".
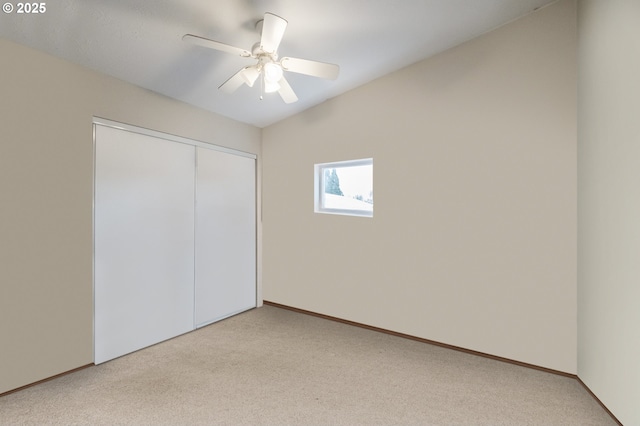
[{"x1": 314, "y1": 158, "x2": 373, "y2": 217}]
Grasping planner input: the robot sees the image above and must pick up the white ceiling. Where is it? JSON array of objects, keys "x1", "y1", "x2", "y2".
[{"x1": 1, "y1": 0, "x2": 557, "y2": 128}]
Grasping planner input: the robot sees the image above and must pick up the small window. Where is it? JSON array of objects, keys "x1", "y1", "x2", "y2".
[{"x1": 314, "y1": 158, "x2": 373, "y2": 217}]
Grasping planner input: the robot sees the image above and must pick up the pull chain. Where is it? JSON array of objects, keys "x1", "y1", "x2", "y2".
[{"x1": 259, "y1": 72, "x2": 264, "y2": 100}]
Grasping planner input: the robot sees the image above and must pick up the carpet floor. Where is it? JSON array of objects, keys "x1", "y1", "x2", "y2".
[{"x1": 0, "y1": 305, "x2": 616, "y2": 425}]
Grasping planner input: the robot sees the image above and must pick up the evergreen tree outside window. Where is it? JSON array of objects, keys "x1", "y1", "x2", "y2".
[{"x1": 324, "y1": 169, "x2": 344, "y2": 196}]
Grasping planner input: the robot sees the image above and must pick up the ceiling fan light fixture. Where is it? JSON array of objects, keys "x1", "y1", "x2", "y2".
[
  {"x1": 264, "y1": 78, "x2": 280, "y2": 93},
  {"x1": 263, "y1": 62, "x2": 283, "y2": 84},
  {"x1": 241, "y1": 67, "x2": 260, "y2": 87}
]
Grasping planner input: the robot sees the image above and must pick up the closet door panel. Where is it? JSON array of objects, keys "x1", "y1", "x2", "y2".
[
  {"x1": 94, "y1": 125, "x2": 195, "y2": 364},
  {"x1": 195, "y1": 147, "x2": 256, "y2": 327}
]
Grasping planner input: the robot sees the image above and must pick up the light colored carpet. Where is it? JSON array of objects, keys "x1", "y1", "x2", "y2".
[{"x1": 0, "y1": 305, "x2": 616, "y2": 425}]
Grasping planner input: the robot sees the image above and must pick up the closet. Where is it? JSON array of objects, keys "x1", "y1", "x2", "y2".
[{"x1": 93, "y1": 119, "x2": 256, "y2": 364}]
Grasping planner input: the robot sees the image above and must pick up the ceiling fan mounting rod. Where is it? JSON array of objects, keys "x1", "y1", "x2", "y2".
[{"x1": 255, "y1": 18, "x2": 264, "y2": 34}]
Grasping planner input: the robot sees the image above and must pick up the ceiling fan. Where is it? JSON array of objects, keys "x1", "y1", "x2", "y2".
[{"x1": 183, "y1": 12, "x2": 339, "y2": 103}]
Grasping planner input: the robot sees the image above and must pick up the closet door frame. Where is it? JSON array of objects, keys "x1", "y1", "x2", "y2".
[
  {"x1": 93, "y1": 118, "x2": 258, "y2": 160},
  {"x1": 93, "y1": 117, "x2": 258, "y2": 363}
]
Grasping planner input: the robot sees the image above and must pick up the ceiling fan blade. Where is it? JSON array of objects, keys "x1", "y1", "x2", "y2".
[
  {"x1": 219, "y1": 67, "x2": 251, "y2": 93},
  {"x1": 183, "y1": 34, "x2": 251, "y2": 57},
  {"x1": 277, "y1": 76, "x2": 298, "y2": 104},
  {"x1": 260, "y1": 13, "x2": 287, "y2": 54},
  {"x1": 280, "y1": 57, "x2": 339, "y2": 80}
]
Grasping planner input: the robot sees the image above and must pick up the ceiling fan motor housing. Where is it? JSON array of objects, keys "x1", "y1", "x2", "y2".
[{"x1": 251, "y1": 42, "x2": 278, "y2": 63}]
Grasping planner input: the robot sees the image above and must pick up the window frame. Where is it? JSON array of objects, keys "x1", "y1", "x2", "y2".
[{"x1": 314, "y1": 158, "x2": 373, "y2": 218}]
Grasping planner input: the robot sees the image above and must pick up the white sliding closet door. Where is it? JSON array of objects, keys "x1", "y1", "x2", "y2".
[
  {"x1": 195, "y1": 147, "x2": 256, "y2": 327},
  {"x1": 94, "y1": 125, "x2": 195, "y2": 364}
]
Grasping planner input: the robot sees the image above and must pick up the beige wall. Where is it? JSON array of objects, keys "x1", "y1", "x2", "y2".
[
  {"x1": 263, "y1": 0, "x2": 577, "y2": 373},
  {"x1": 0, "y1": 39, "x2": 261, "y2": 394},
  {"x1": 578, "y1": 1, "x2": 640, "y2": 424}
]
